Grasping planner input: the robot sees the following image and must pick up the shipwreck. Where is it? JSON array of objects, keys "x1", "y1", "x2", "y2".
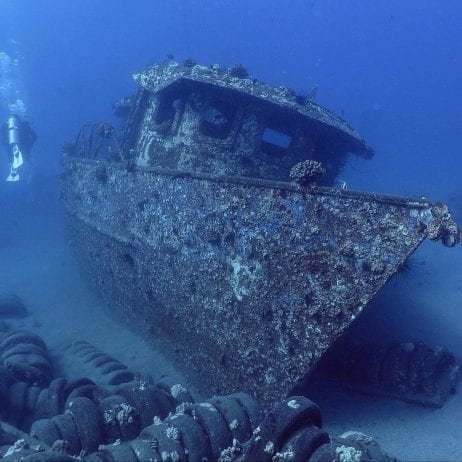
[{"x1": 61, "y1": 61, "x2": 460, "y2": 405}]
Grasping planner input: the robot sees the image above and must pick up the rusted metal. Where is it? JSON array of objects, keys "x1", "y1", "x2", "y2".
[{"x1": 61, "y1": 61, "x2": 460, "y2": 406}]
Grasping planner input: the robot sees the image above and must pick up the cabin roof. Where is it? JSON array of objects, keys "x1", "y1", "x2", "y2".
[{"x1": 133, "y1": 61, "x2": 373, "y2": 157}]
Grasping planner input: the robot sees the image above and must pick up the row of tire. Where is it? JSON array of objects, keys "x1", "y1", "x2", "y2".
[
  {"x1": 1, "y1": 395, "x2": 393, "y2": 462},
  {"x1": 0, "y1": 328, "x2": 395, "y2": 461},
  {"x1": 0, "y1": 330, "x2": 53, "y2": 387},
  {"x1": 319, "y1": 339, "x2": 461, "y2": 407}
]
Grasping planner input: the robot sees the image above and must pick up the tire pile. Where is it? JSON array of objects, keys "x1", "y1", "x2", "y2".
[
  {"x1": 0, "y1": 329, "x2": 396, "y2": 461},
  {"x1": 318, "y1": 339, "x2": 461, "y2": 407}
]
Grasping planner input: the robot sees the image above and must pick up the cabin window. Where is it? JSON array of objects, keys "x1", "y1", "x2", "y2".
[
  {"x1": 200, "y1": 100, "x2": 236, "y2": 139},
  {"x1": 155, "y1": 95, "x2": 183, "y2": 126},
  {"x1": 261, "y1": 126, "x2": 293, "y2": 156},
  {"x1": 262, "y1": 128, "x2": 292, "y2": 148}
]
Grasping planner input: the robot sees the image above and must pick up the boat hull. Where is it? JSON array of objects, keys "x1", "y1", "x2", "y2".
[{"x1": 62, "y1": 157, "x2": 441, "y2": 404}]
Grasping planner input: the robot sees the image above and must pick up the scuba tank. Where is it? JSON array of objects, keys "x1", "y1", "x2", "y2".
[{"x1": 6, "y1": 114, "x2": 24, "y2": 181}]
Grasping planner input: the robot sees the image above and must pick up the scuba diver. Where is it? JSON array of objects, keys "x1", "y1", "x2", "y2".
[{"x1": 0, "y1": 113, "x2": 37, "y2": 181}]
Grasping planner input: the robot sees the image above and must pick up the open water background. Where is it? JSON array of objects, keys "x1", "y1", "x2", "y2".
[{"x1": 0, "y1": 1, "x2": 461, "y2": 459}]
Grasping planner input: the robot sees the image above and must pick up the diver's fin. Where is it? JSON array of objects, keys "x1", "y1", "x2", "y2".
[{"x1": 6, "y1": 167, "x2": 19, "y2": 182}]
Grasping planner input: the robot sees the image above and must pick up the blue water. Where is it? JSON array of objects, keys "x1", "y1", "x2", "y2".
[
  {"x1": 0, "y1": 0, "x2": 459, "y2": 196},
  {"x1": 0, "y1": 1, "x2": 461, "y2": 460}
]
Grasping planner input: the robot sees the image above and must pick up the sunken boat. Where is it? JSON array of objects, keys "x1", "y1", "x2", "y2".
[{"x1": 61, "y1": 61, "x2": 460, "y2": 405}]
